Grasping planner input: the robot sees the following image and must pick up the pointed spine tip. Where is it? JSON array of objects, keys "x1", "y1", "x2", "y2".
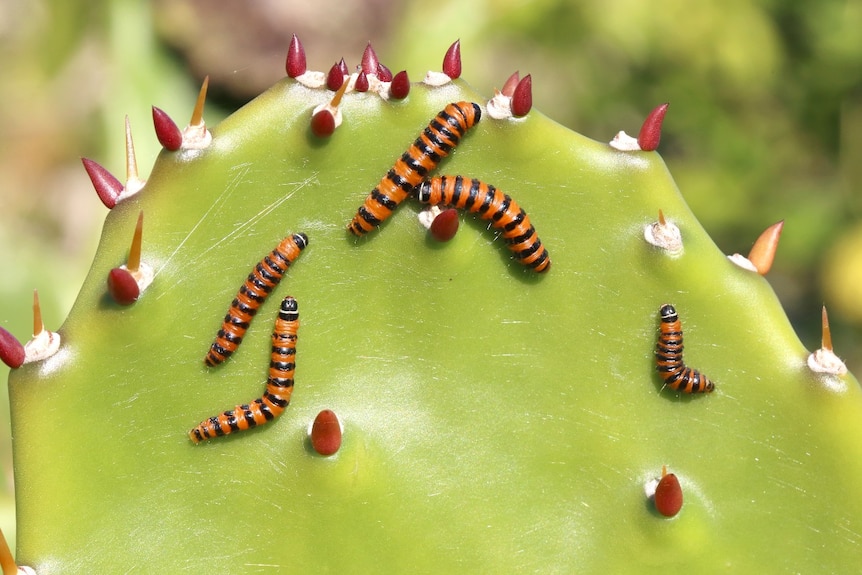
[
  {"x1": 511, "y1": 74, "x2": 533, "y2": 117},
  {"x1": 286, "y1": 34, "x2": 307, "y2": 78},
  {"x1": 389, "y1": 70, "x2": 410, "y2": 99},
  {"x1": 0, "y1": 528, "x2": 18, "y2": 575},
  {"x1": 124, "y1": 115, "x2": 138, "y2": 182},
  {"x1": 376, "y1": 62, "x2": 393, "y2": 82},
  {"x1": 360, "y1": 42, "x2": 379, "y2": 75},
  {"x1": 127, "y1": 211, "x2": 144, "y2": 272},
  {"x1": 82, "y1": 157, "x2": 123, "y2": 209},
  {"x1": 442, "y1": 39, "x2": 462, "y2": 79},
  {"x1": 747, "y1": 220, "x2": 784, "y2": 275},
  {"x1": 32, "y1": 290, "x2": 43, "y2": 337},
  {"x1": 821, "y1": 305, "x2": 833, "y2": 352},
  {"x1": 152, "y1": 106, "x2": 182, "y2": 151},
  {"x1": 190, "y1": 75, "x2": 209, "y2": 127},
  {"x1": 637, "y1": 103, "x2": 669, "y2": 151}
]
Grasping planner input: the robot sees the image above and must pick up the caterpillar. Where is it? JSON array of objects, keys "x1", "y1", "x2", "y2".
[
  {"x1": 655, "y1": 304, "x2": 715, "y2": 393},
  {"x1": 190, "y1": 295, "x2": 300, "y2": 443},
  {"x1": 347, "y1": 101, "x2": 482, "y2": 236},
  {"x1": 204, "y1": 232, "x2": 307, "y2": 367},
  {"x1": 414, "y1": 175, "x2": 551, "y2": 272}
]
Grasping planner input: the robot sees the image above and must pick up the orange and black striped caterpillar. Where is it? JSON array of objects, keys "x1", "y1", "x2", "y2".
[
  {"x1": 347, "y1": 101, "x2": 482, "y2": 236},
  {"x1": 655, "y1": 304, "x2": 715, "y2": 393},
  {"x1": 204, "y1": 232, "x2": 307, "y2": 367},
  {"x1": 190, "y1": 295, "x2": 300, "y2": 443},
  {"x1": 415, "y1": 175, "x2": 551, "y2": 273}
]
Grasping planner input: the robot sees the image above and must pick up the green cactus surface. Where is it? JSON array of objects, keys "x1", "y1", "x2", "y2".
[{"x1": 7, "y1": 61, "x2": 862, "y2": 573}]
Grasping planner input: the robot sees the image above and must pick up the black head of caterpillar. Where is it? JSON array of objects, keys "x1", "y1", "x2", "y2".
[
  {"x1": 347, "y1": 101, "x2": 482, "y2": 236},
  {"x1": 655, "y1": 304, "x2": 715, "y2": 393},
  {"x1": 190, "y1": 295, "x2": 300, "y2": 443}
]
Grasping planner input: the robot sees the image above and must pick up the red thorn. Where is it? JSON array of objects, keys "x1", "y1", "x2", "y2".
[
  {"x1": 501, "y1": 71, "x2": 520, "y2": 97},
  {"x1": 389, "y1": 70, "x2": 410, "y2": 99},
  {"x1": 511, "y1": 74, "x2": 533, "y2": 117},
  {"x1": 654, "y1": 469, "x2": 683, "y2": 517},
  {"x1": 152, "y1": 106, "x2": 182, "y2": 151},
  {"x1": 360, "y1": 42, "x2": 379, "y2": 75},
  {"x1": 286, "y1": 34, "x2": 307, "y2": 78},
  {"x1": 310, "y1": 409, "x2": 342, "y2": 456},
  {"x1": 337, "y1": 58, "x2": 349, "y2": 77},
  {"x1": 354, "y1": 71, "x2": 369, "y2": 92},
  {"x1": 637, "y1": 103, "x2": 669, "y2": 151},
  {"x1": 310, "y1": 109, "x2": 336, "y2": 138},
  {"x1": 442, "y1": 39, "x2": 462, "y2": 79},
  {"x1": 326, "y1": 62, "x2": 346, "y2": 91},
  {"x1": 376, "y1": 62, "x2": 393, "y2": 82},
  {"x1": 82, "y1": 157, "x2": 123, "y2": 209},
  {"x1": 0, "y1": 326, "x2": 25, "y2": 369},
  {"x1": 107, "y1": 268, "x2": 140, "y2": 306},
  {"x1": 430, "y1": 208, "x2": 459, "y2": 242}
]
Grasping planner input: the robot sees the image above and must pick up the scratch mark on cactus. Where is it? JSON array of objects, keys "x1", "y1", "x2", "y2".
[{"x1": 154, "y1": 170, "x2": 319, "y2": 299}]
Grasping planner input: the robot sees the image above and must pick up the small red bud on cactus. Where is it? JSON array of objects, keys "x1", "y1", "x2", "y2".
[
  {"x1": 389, "y1": 70, "x2": 410, "y2": 99},
  {"x1": 637, "y1": 103, "x2": 669, "y2": 151},
  {"x1": 429, "y1": 208, "x2": 459, "y2": 242},
  {"x1": 442, "y1": 39, "x2": 462, "y2": 79},
  {"x1": 286, "y1": 34, "x2": 307, "y2": 78},
  {"x1": 354, "y1": 71, "x2": 370, "y2": 92},
  {"x1": 310, "y1": 409, "x2": 342, "y2": 456},
  {"x1": 0, "y1": 326, "x2": 25, "y2": 369},
  {"x1": 336, "y1": 58, "x2": 349, "y2": 77},
  {"x1": 501, "y1": 71, "x2": 520, "y2": 97},
  {"x1": 376, "y1": 62, "x2": 393, "y2": 82},
  {"x1": 82, "y1": 157, "x2": 123, "y2": 209},
  {"x1": 107, "y1": 268, "x2": 140, "y2": 306},
  {"x1": 152, "y1": 106, "x2": 182, "y2": 151},
  {"x1": 654, "y1": 466, "x2": 683, "y2": 517},
  {"x1": 360, "y1": 42, "x2": 379, "y2": 75},
  {"x1": 310, "y1": 109, "x2": 336, "y2": 138},
  {"x1": 511, "y1": 74, "x2": 533, "y2": 117},
  {"x1": 326, "y1": 62, "x2": 346, "y2": 91}
]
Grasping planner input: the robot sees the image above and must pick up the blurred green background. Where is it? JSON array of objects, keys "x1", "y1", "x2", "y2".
[{"x1": 0, "y1": 0, "x2": 860, "y2": 550}]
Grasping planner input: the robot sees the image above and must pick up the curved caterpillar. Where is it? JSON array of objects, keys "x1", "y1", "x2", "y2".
[
  {"x1": 415, "y1": 175, "x2": 551, "y2": 272},
  {"x1": 655, "y1": 304, "x2": 715, "y2": 393},
  {"x1": 347, "y1": 101, "x2": 482, "y2": 236},
  {"x1": 204, "y1": 232, "x2": 307, "y2": 367},
  {"x1": 190, "y1": 296, "x2": 300, "y2": 443}
]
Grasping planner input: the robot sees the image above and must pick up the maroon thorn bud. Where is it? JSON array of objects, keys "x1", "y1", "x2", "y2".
[
  {"x1": 637, "y1": 103, "x2": 669, "y2": 151},
  {"x1": 286, "y1": 34, "x2": 307, "y2": 78},
  {"x1": 107, "y1": 267, "x2": 140, "y2": 306},
  {"x1": 430, "y1": 208, "x2": 459, "y2": 242},
  {"x1": 326, "y1": 62, "x2": 346, "y2": 91},
  {"x1": 0, "y1": 326, "x2": 25, "y2": 369},
  {"x1": 310, "y1": 109, "x2": 336, "y2": 138},
  {"x1": 511, "y1": 74, "x2": 533, "y2": 117},
  {"x1": 152, "y1": 106, "x2": 182, "y2": 151},
  {"x1": 376, "y1": 62, "x2": 393, "y2": 82},
  {"x1": 310, "y1": 409, "x2": 342, "y2": 456},
  {"x1": 654, "y1": 467, "x2": 683, "y2": 517},
  {"x1": 442, "y1": 39, "x2": 462, "y2": 79},
  {"x1": 501, "y1": 71, "x2": 520, "y2": 97},
  {"x1": 389, "y1": 70, "x2": 410, "y2": 99},
  {"x1": 82, "y1": 157, "x2": 123, "y2": 209},
  {"x1": 360, "y1": 42, "x2": 379, "y2": 75},
  {"x1": 337, "y1": 58, "x2": 349, "y2": 76},
  {"x1": 354, "y1": 71, "x2": 369, "y2": 92}
]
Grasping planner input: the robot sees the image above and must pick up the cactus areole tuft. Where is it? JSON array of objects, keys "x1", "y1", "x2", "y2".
[{"x1": 6, "y1": 38, "x2": 862, "y2": 574}]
